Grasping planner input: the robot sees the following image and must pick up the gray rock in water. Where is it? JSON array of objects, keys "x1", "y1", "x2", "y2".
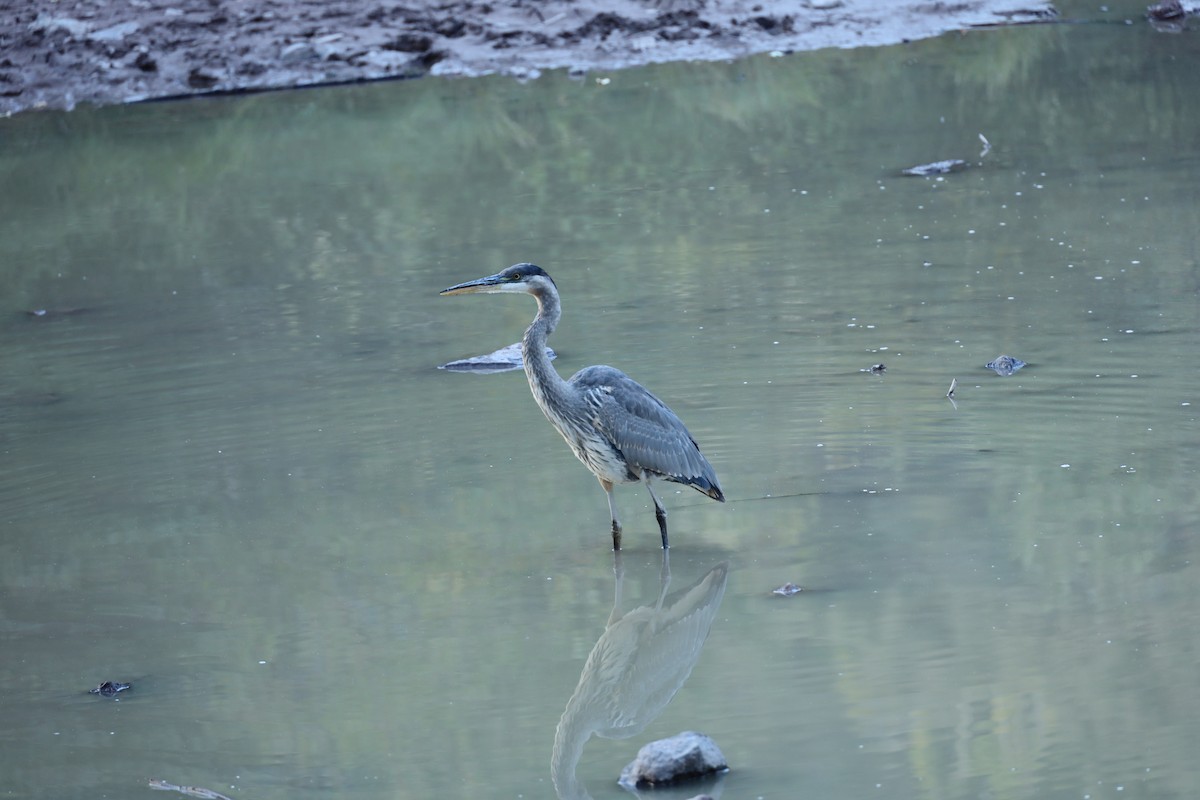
[
  {"x1": 619, "y1": 731, "x2": 728, "y2": 789},
  {"x1": 89, "y1": 680, "x2": 131, "y2": 698},
  {"x1": 985, "y1": 354, "x2": 1027, "y2": 376}
]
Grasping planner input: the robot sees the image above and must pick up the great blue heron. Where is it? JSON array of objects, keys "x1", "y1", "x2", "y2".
[{"x1": 441, "y1": 263, "x2": 724, "y2": 550}]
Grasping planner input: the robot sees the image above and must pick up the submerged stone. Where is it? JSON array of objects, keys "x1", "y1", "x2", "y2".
[
  {"x1": 1147, "y1": 0, "x2": 1184, "y2": 21},
  {"x1": 89, "y1": 680, "x2": 131, "y2": 697},
  {"x1": 985, "y1": 354, "x2": 1027, "y2": 376},
  {"x1": 619, "y1": 731, "x2": 728, "y2": 789}
]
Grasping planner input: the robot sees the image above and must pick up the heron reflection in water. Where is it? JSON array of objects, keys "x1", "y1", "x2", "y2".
[
  {"x1": 441, "y1": 264, "x2": 724, "y2": 550},
  {"x1": 550, "y1": 553, "x2": 729, "y2": 799}
]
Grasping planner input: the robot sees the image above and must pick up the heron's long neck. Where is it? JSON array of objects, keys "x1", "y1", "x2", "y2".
[{"x1": 523, "y1": 288, "x2": 571, "y2": 410}]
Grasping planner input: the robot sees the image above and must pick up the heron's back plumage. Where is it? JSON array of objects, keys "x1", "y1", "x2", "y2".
[{"x1": 570, "y1": 365, "x2": 724, "y2": 501}]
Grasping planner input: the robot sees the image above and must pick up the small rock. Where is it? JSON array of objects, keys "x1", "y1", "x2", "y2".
[
  {"x1": 314, "y1": 39, "x2": 350, "y2": 61},
  {"x1": 619, "y1": 731, "x2": 728, "y2": 789},
  {"x1": 89, "y1": 21, "x2": 140, "y2": 42},
  {"x1": 187, "y1": 68, "x2": 219, "y2": 89},
  {"x1": 280, "y1": 42, "x2": 318, "y2": 62},
  {"x1": 753, "y1": 15, "x2": 793, "y2": 34},
  {"x1": 237, "y1": 61, "x2": 267, "y2": 77},
  {"x1": 133, "y1": 51, "x2": 157, "y2": 72},
  {"x1": 384, "y1": 33, "x2": 434, "y2": 52},
  {"x1": 985, "y1": 355, "x2": 1027, "y2": 376},
  {"x1": 27, "y1": 16, "x2": 91, "y2": 37},
  {"x1": 434, "y1": 17, "x2": 467, "y2": 38}
]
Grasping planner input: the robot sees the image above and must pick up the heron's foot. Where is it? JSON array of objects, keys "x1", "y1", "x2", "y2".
[{"x1": 611, "y1": 520, "x2": 622, "y2": 551}]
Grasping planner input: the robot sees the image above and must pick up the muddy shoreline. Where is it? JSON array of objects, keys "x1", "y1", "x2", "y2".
[{"x1": 2, "y1": 1, "x2": 1061, "y2": 117}]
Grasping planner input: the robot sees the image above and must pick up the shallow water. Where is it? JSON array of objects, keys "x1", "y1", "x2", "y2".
[{"x1": 3, "y1": 12, "x2": 1200, "y2": 800}]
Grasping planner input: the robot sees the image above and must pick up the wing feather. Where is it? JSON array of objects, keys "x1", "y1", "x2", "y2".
[{"x1": 570, "y1": 365, "x2": 723, "y2": 499}]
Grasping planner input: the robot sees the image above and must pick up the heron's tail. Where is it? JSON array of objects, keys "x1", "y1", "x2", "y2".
[{"x1": 684, "y1": 475, "x2": 724, "y2": 503}]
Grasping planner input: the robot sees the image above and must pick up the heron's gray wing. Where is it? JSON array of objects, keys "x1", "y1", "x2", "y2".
[{"x1": 570, "y1": 365, "x2": 723, "y2": 499}]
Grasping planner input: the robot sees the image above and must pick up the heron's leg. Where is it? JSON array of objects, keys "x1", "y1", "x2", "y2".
[
  {"x1": 655, "y1": 547, "x2": 672, "y2": 611},
  {"x1": 644, "y1": 479, "x2": 669, "y2": 549},
  {"x1": 600, "y1": 479, "x2": 622, "y2": 550},
  {"x1": 608, "y1": 549, "x2": 625, "y2": 626}
]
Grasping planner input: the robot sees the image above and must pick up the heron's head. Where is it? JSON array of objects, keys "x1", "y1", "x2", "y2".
[{"x1": 440, "y1": 263, "x2": 557, "y2": 297}]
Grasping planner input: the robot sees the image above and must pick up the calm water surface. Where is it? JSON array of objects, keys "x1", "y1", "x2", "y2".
[{"x1": 2, "y1": 12, "x2": 1199, "y2": 800}]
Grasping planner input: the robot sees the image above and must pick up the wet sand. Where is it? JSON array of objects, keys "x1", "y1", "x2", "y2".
[{"x1": 3, "y1": 1, "x2": 1058, "y2": 116}]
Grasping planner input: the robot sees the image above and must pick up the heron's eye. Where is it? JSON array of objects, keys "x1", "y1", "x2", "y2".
[{"x1": 509, "y1": 274, "x2": 522, "y2": 281}]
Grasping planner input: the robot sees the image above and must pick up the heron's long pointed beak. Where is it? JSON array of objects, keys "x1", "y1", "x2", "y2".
[{"x1": 440, "y1": 273, "x2": 508, "y2": 296}]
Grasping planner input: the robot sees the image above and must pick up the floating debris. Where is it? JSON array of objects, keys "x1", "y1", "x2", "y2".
[
  {"x1": 89, "y1": 680, "x2": 131, "y2": 698},
  {"x1": 902, "y1": 159, "x2": 967, "y2": 176},
  {"x1": 24, "y1": 307, "x2": 89, "y2": 319},
  {"x1": 985, "y1": 355, "x2": 1027, "y2": 376},
  {"x1": 860, "y1": 363, "x2": 886, "y2": 374},
  {"x1": 772, "y1": 582, "x2": 803, "y2": 596},
  {"x1": 946, "y1": 378, "x2": 957, "y2": 398},
  {"x1": 149, "y1": 779, "x2": 237, "y2": 800},
  {"x1": 979, "y1": 133, "x2": 992, "y2": 158},
  {"x1": 438, "y1": 342, "x2": 555, "y2": 374}
]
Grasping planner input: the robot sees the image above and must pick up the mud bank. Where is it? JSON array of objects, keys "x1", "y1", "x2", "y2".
[{"x1": 2, "y1": 1, "x2": 1059, "y2": 116}]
